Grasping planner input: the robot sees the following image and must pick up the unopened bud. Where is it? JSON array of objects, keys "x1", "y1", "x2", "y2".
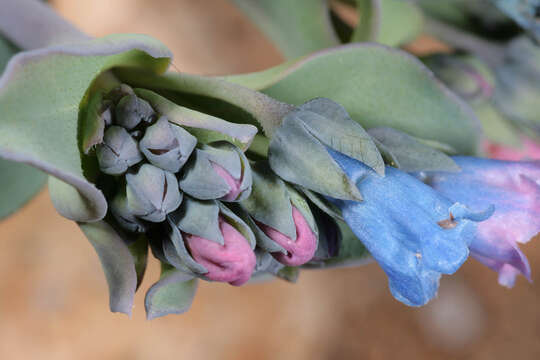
[
  {"x1": 139, "y1": 116, "x2": 197, "y2": 172},
  {"x1": 163, "y1": 197, "x2": 256, "y2": 285},
  {"x1": 258, "y1": 207, "x2": 317, "y2": 266},
  {"x1": 100, "y1": 100, "x2": 113, "y2": 127},
  {"x1": 110, "y1": 192, "x2": 147, "y2": 233},
  {"x1": 126, "y1": 164, "x2": 182, "y2": 222},
  {"x1": 185, "y1": 216, "x2": 256, "y2": 286},
  {"x1": 179, "y1": 141, "x2": 252, "y2": 201},
  {"x1": 240, "y1": 161, "x2": 318, "y2": 266},
  {"x1": 115, "y1": 94, "x2": 156, "y2": 130},
  {"x1": 96, "y1": 126, "x2": 143, "y2": 175}
]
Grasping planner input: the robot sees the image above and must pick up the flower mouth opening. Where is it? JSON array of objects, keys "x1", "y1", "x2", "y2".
[{"x1": 438, "y1": 212, "x2": 458, "y2": 229}]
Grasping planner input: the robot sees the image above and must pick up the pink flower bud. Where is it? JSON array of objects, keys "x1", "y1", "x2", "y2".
[
  {"x1": 211, "y1": 162, "x2": 243, "y2": 201},
  {"x1": 258, "y1": 207, "x2": 317, "y2": 266},
  {"x1": 184, "y1": 216, "x2": 256, "y2": 286},
  {"x1": 484, "y1": 136, "x2": 540, "y2": 161}
]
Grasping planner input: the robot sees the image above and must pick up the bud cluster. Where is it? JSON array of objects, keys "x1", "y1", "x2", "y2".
[{"x1": 91, "y1": 85, "x2": 327, "y2": 287}]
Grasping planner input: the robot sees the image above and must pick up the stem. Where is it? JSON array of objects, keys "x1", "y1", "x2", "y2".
[
  {"x1": 153, "y1": 72, "x2": 294, "y2": 137},
  {"x1": 247, "y1": 134, "x2": 270, "y2": 158},
  {"x1": 424, "y1": 18, "x2": 506, "y2": 67},
  {"x1": 0, "y1": 0, "x2": 89, "y2": 50}
]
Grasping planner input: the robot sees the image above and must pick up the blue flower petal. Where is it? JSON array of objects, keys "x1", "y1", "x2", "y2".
[
  {"x1": 328, "y1": 150, "x2": 487, "y2": 306},
  {"x1": 421, "y1": 156, "x2": 540, "y2": 287}
]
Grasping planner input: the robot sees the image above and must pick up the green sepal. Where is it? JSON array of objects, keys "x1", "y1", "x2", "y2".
[
  {"x1": 240, "y1": 161, "x2": 295, "y2": 240},
  {"x1": 179, "y1": 141, "x2": 252, "y2": 202},
  {"x1": 250, "y1": 249, "x2": 299, "y2": 283},
  {"x1": 269, "y1": 98, "x2": 384, "y2": 201},
  {"x1": 134, "y1": 88, "x2": 258, "y2": 151},
  {"x1": 163, "y1": 217, "x2": 208, "y2": 274},
  {"x1": 300, "y1": 188, "x2": 343, "y2": 221},
  {"x1": 218, "y1": 202, "x2": 257, "y2": 249},
  {"x1": 169, "y1": 197, "x2": 223, "y2": 245},
  {"x1": 145, "y1": 263, "x2": 198, "y2": 320},
  {"x1": 285, "y1": 183, "x2": 318, "y2": 239},
  {"x1": 368, "y1": 127, "x2": 460, "y2": 172}
]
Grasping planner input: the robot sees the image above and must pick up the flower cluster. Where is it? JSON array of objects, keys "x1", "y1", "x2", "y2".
[
  {"x1": 1, "y1": 0, "x2": 540, "y2": 319},
  {"x1": 91, "y1": 85, "x2": 320, "y2": 287}
]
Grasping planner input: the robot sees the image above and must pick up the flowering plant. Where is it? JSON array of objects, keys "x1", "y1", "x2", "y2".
[{"x1": 0, "y1": 0, "x2": 538, "y2": 319}]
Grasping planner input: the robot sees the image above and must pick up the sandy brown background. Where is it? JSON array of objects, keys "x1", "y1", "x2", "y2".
[{"x1": 1, "y1": 1, "x2": 539, "y2": 359}]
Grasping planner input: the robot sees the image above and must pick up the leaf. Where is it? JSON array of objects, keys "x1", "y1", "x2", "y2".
[
  {"x1": 230, "y1": 0, "x2": 339, "y2": 58},
  {"x1": 134, "y1": 89, "x2": 258, "y2": 151},
  {"x1": 0, "y1": 36, "x2": 46, "y2": 220},
  {"x1": 79, "y1": 221, "x2": 139, "y2": 315},
  {"x1": 0, "y1": 34, "x2": 172, "y2": 222},
  {"x1": 0, "y1": 158, "x2": 46, "y2": 219},
  {"x1": 368, "y1": 127, "x2": 460, "y2": 172},
  {"x1": 145, "y1": 263, "x2": 198, "y2": 320},
  {"x1": 227, "y1": 43, "x2": 481, "y2": 155}
]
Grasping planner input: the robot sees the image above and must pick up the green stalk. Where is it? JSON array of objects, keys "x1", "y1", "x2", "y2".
[
  {"x1": 424, "y1": 18, "x2": 506, "y2": 67},
  {"x1": 247, "y1": 134, "x2": 270, "y2": 158}
]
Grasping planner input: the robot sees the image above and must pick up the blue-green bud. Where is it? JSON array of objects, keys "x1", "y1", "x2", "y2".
[
  {"x1": 126, "y1": 164, "x2": 182, "y2": 222},
  {"x1": 179, "y1": 141, "x2": 252, "y2": 202},
  {"x1": 115, "y1": 94, "x2": 156, "y2": 130},
  {"x1": 96, "y1": 126, "x2": 143, "y2": 175},
  {"x1": 110, "y1": 192, "x2": 147, "y2": 233},
  {"x1": 240, "y1": 161, "x2": 318, "y2": 261},
  {"x1": 139, "y1": 116, "x2": 197, "y2": 172}
]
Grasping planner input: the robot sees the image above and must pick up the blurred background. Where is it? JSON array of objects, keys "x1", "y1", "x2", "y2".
[{"x1": 1, "y1": 1, "x2": 539, "y2": 359}]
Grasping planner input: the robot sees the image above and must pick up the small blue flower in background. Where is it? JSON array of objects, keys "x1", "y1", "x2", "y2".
[
  {"x1": 421, "y1": 156, "x2": 540, "y2": 287},
  {"x1": 328, "y1": 150, "x2": 492, "y2": 306}
]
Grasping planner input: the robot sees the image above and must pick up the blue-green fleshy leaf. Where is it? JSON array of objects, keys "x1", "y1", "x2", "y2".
[
  {"x1": 79, "y1": 220, "x2": 139, "y2": 315},
  {"x1": 0, "y1": 158, "x2": 46, "y2": 220},
  {"x1": 145, "y1": 264, "x2": 198, "y2": 320},
  {"x1": 0, "y1": 34, "x2": 172, "y2": 222},
  {"x1": 225, "y1": 43, "x2": 481, "y2": 155}
]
